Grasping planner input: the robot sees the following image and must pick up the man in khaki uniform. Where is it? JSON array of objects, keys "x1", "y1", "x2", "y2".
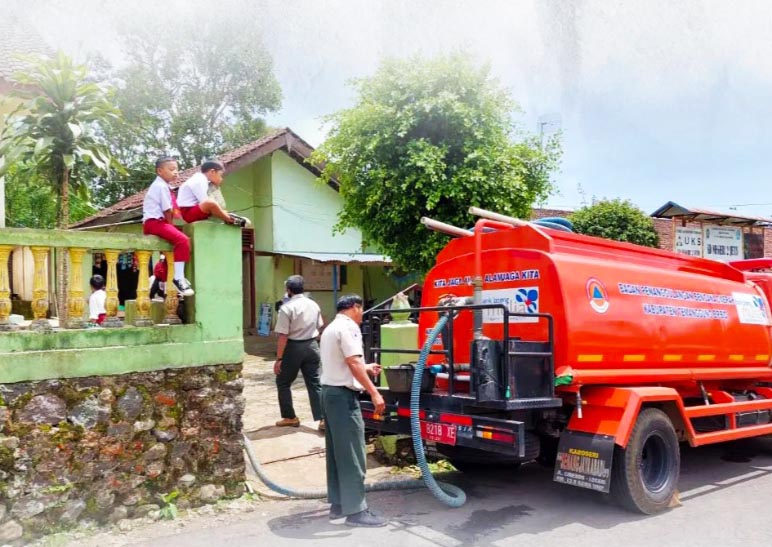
[
  {"x1": 320, "y1": 294, "x2": 387, "y2": 527},
  {"x1": 273, "y1": 275, "x2": 323, "y2": 428}
]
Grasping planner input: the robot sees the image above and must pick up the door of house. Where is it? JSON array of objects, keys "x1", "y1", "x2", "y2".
[{"x1": 241, "y1": 228, "x2": 256, "y2": 332}]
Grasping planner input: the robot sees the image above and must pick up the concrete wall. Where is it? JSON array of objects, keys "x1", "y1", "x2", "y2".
[
  {"x1": 0, "y1": 223, "x2": 242, "y2": 382},
  {"x1": 221, "y1": 156, "x2": 273, "y2": 252},
  {"x1": 270, "y1": 151, "x2": 362, "y2": 254}
]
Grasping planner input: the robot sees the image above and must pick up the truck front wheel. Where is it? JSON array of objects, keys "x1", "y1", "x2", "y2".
[{"x1": 610, "y1": 408, "x2": 680, "y2": 514}]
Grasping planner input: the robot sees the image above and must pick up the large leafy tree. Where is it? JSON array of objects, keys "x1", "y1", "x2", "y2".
[
  {"x1": 0, "y1": 51, "x2": 119, "y2": 228},
  {"x1": 0, "y1": 51, "x2": 119, "y2": 321},
  {"x1": 571, "y1": 198, "x2": 660, "y2": 247},
  {"x1": 95, "y1": 16, "x2": 282, "y2": 206},
  {"x1": 313, "y1": 52, "x2": 561, "y2": 272}
]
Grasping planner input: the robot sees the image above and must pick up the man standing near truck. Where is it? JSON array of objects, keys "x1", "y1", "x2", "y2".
[
  {"x1": 320, "y1": 294, "x2": 387, "y2": 527},
  {"x1": 273, "y1": 275, "x2": 324, "y2": 429}
]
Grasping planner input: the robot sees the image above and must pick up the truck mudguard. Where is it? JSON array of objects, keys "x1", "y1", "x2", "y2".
[{"x1": 564, "y1": 386, "x2": 682, "y2": 447}]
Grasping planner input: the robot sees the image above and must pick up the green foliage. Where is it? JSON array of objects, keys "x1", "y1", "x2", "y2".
[
  {"x1": 158, "y1": 490, "x2": 179, "y2": 520},
  {"x1": 107, "y1": 15, "x2": 282, "y2": 172},
  {"x1": 0, "y1": 51, "x2": 121, "y2": 228},
  {"x1": 571, "y1": 198, "x2": 660, "y2": 247},
  {"x1": 5, "y1": 162, "x2": 96, "y2": 228},
  {"x1": 394, "y1": 459, "x2": 456, "y2": 477},
  {"x1": 313, "y1": 52, "x2": 561, "y2": 272},
  {"x1": 4, "y1": 164, "x2": 57, "y2": 228}
]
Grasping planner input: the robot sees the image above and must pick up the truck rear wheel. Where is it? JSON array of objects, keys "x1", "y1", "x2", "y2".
[{"x1": 610, "y1": 408, "x2": 680, "y2": 514}]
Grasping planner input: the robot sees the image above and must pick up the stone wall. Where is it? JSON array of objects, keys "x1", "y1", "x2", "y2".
[{"x1": 0, "y1": 364, "x2": 245, "y2": 544}]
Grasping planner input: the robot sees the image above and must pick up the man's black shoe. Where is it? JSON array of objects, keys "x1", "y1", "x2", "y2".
[
  {"x1": 345, "y1": 509, "x2": 387, "y2": 528},
  {"x1": 329, "y1": 504, "x2": 344, "y2": 523}
]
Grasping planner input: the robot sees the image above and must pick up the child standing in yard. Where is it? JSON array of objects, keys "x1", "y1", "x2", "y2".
[
  {"x1": 177, "y1": 159, "x2": 251, "y2": 227},
  {"x1": 88, "y1": 275, "x2": 107, "y2": 325},
  {"x1": 142, "y1": 156, "x2": 194, "y2": 297},
  {"x1": 150, "y1": 253, "x2": 168, "y2": 301}
]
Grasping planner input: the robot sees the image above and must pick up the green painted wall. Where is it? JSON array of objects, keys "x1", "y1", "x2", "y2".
[
  {"x1": 273, "y1": 256, "x2": 294, "y2": 300},
  {"x1": 0, "y1": 227, "x2": 171, "y2": 250},
  {"x1": 270, "y1": 151, "x2": 362, "y2": 253},
  {"x1": 0, "y1": 223, "x2": 244, "y2": 382},
  {"x1": 221, "y1": 156, "x2": 273, "y2": 251},
  {"x1": 185, "y1": 222, "x2": 243, "y2": 340},
  {"x1": 254, "y1": 256, "x2": 275, "y2": 320},
  {"x1": 257, "y1": 256, "x2": 365, "y2": 325},
  {"x1": 365, "y1": 267, "x2": 401, "y2": 304}
]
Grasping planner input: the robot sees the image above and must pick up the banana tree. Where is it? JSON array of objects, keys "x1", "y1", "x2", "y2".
[{"x1": 0, "y1": 51, "x2": 123, "y2": 323}]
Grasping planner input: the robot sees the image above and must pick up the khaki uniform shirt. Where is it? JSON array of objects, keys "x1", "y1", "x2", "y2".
[
  {"x1": 274, "y1": 294, "x2": 323, "y2": 340},
  {"x1": 320, "y1": 313, "x2": 364, "y2": 390}
]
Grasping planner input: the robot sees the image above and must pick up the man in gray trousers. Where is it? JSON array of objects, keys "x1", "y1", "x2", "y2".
[
  {"x1": 273, "y1": 275, "x2": 324, "y2": 429},
  {"x1": 320, "y1": 294, "x2": 387, "y2": 527}
]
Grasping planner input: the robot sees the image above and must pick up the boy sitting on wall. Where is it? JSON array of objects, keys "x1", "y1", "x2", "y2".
[
  {"x1": 177, "y1": 160, "x2": 251, "y2": 227},
  {"x1": 142, "y1": 156, "x2": 194, "y2": 297}
]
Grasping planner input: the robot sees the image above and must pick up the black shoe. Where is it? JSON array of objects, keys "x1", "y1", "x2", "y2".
[
  {"x1": 329, "y1": 504, "x2": 344, "y2": 523},
  {"x1": 345, "y1": 509, "x2": 387, "y2": 528},
  {"x1": 229, "y1": 214, "x2": 251, "y2": 228},
  {"x1": 174, "y1": 278, "x2": 195, "y2": 297}
]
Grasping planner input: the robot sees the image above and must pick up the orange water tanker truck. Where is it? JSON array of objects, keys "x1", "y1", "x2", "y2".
[{"x1": 361, "y1": 207, "x2": 772, "y2": 514}]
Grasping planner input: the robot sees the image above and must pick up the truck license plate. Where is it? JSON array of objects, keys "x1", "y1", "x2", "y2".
[{"x1": 420, "y1": 421, "x2": 457, "y2": 445}]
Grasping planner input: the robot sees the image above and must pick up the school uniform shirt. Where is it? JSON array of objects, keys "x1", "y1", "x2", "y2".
[
  {"x1": 320, "y1": 313, "x2": 364, "y2": 391},
  {"x1": 89, "y1": 289, "x2": 107, "y2": 320},
  {"x1": 274, "y1": 294, "x2": 323, "y2": 341},
  {"x1": 177, "y1": 172, "x2": 209, "y2": 208},
  {"x1": 142, "y1": 176, "x2": 174, "y2": 222}
]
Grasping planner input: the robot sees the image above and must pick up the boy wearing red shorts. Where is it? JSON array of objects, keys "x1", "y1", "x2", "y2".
[
  {"x1": 142, "y1": 156, "x2": 194, "y2": 297},
  {"x1": 177, "y1": 160, "x2": 249, "y2": 227}
]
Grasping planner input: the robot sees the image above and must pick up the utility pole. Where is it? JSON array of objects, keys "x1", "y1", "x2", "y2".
[{"x1": 537, "y1": 113, "x2": 562, "y2": 146}]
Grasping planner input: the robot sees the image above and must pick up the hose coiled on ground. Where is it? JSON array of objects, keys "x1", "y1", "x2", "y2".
[
  {"x1": 243, "y1": 314, "x2": 467, "y2": 507},
  {"x1": 243, "y1": 435, "x2": 428, "y2": 498},
  {"x1": 409, "y1": 314, "x2": 467, "y2": 507}
]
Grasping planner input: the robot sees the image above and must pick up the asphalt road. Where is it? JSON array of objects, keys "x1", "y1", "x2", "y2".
[{"x1": 73, "y1": 437, "x2": 772, "y2": 547}]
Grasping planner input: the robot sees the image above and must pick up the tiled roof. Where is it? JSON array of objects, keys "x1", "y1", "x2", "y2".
[
  {"x1": 72, "y1": 127, "x2": 331, "y2": 228},
  {"x1": 0, "y1": 13, "x2": 52, "y2": 79}
]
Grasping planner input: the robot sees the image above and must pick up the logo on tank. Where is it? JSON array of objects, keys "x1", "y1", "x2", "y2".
[
  {"x1": 515, "y1": 288, "x2": 539, "y2": 313},
  {"x1": 481, "y1": 287, "x2": 539, "y2": 324},
  {"x1": 586, "y1": 278, "x2": 609, "y2": 313}
]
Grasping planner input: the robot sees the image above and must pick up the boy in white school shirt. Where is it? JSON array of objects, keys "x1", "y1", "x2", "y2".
[
  {"x1": 141, "y1": 156, "x2": 194, "y2": 297},
  {"x1": 177, "y1": 160, "x2": 250, "y2": 227}
]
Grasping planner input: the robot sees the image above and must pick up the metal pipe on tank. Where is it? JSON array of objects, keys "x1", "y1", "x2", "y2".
[
  {"x1": 472, "y1": 218, "x2": 514, "y2": 339},
  {"x1": 469, "y1": 206, "x2": 528, "y2": 226},
  {"x1": 468, "y1": 206, "x2": 548, "y2": 237},
  {"x1": 420, "y1": 217, "x2": 474, "y2": 237}
]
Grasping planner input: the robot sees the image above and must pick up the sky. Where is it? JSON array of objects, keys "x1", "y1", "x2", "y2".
[{"x1": 16, "y1": 0, "x2": 772, "y2": 218}]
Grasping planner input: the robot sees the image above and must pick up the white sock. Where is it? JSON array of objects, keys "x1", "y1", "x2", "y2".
[{"x1": 174, "y1": 262, "x2": 185, "y2": 281}]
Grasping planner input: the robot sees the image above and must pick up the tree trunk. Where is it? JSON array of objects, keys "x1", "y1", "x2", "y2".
[{"x1": 56, "y1": 168, "x2": 70, "y2": 325}]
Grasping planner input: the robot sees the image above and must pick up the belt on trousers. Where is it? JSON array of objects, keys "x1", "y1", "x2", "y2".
[
  {"x1": 287, "y1": 338, "x2": 317, "y2": 343},
  {"x1": 322, "y1": 385, "x2": 361, "y2": 393}
]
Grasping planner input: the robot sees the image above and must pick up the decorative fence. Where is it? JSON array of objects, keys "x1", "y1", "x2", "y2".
[{"x1": 0, "y1": 228, "x2": 182, "y2": 331}]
